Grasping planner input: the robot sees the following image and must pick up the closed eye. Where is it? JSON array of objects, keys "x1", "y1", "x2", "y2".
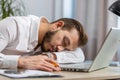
[{"x1": 62, "y1": 36, "x2": 70, "y2": 47}]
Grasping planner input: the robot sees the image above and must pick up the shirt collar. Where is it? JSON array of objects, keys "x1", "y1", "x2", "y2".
[{"x1": 29, "y1": 16, "x2": 48, "y2": 46}]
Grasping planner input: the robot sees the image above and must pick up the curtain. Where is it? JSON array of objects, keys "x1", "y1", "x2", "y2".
[
  {"x1": 73, "y1": 0, "x2": 118, "y2": 60},
  {"x1": 54, "y1": 0, "x2": 119, "y2": 61}
]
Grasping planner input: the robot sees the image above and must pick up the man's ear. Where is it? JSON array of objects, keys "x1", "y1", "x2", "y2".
[
  {"x1": 51, "y1": 21, "x2": 64, "y2": 31},
  {"x1": 56, "y1": 21, "x2": 64, "y2": 27},
  {"x1": 41, "y1": 17, "x2": 49, "y2": 23}
]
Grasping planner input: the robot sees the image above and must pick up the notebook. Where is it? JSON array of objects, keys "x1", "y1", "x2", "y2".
[
  {"x1": 0, "y1": 69, "x2": 62, "y2": 78},
  {"x1": 60, "y1": 27, "x2": 120, "y2": 72}
]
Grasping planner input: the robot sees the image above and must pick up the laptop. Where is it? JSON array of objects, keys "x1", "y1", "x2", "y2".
[{"x1": 60, "y1": 27, "x2": 120, "y2": 72}]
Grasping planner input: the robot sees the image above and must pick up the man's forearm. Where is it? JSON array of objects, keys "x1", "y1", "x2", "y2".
[{"x1": 53, "y1": 48, "x2": 85, "y2": 63}]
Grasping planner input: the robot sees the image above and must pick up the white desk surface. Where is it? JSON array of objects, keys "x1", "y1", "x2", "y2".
[{"x1": 1, "y1": 67, "x2": 120, "y2": 80}]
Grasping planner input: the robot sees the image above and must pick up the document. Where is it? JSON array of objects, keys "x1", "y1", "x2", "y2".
[{"x1": 0, "y1": 69, "x2": 62, "y2": 78}]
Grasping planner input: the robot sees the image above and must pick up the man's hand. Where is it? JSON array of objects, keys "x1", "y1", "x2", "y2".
[{"x1": 18, "y1": 55, "x2": 61, "y2": 72}]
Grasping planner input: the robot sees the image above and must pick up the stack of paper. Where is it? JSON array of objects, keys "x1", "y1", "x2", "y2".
[{"x1": 0, "y1": 69, "x2": 62, "y2": 78}]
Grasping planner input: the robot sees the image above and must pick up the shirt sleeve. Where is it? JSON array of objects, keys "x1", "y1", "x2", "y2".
[
  {"x1": 54, "y1": 48, "x2": 85, "y2": 63},
  {"x1": 0, "y1": 17, "x2": 20, "y2": 69},
  {"x1": 0, "y1": 54, "x2": 19, "y2": 69}
]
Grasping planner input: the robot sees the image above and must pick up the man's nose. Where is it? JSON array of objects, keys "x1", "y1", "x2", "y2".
[{"x1": 57, "y1": 46, "x2": 64, "y2": 52}]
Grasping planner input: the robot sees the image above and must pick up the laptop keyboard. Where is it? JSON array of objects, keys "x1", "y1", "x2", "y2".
[{"x1": 59, "y1": 61, "x2": 92, "y2": 71}]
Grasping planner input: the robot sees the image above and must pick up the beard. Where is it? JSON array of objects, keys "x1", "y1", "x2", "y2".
[{"x1": 41, "y1": 30, "x2": 58, "y2": 52}]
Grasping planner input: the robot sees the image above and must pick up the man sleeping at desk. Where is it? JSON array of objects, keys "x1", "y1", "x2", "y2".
[{"x1": 0, "y1": 15, "x2": 88, "y2": 72}]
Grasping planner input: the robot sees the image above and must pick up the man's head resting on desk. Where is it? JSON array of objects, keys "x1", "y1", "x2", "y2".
[{"x1": 37, "y1": 17, "x2": 88, "y2": 52}]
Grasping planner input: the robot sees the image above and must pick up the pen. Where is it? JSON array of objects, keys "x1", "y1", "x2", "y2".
[{"x1": 50, "y1": 61, "x2": 59, "y2": 67}]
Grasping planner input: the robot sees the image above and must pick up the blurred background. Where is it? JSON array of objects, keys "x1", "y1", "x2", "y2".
[{"x1": 0, "y1": 0, "x2": 120, "y2": 61}]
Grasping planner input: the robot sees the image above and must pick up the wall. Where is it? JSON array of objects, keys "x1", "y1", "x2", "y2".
[{"x1": 24, "y1": 0, "x2": 55, "y2": 21}]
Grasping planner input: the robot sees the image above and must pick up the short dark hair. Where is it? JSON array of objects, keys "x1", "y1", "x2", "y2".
[{"x1": 51, "y1": 18, "x2": 88, "y2": 47}]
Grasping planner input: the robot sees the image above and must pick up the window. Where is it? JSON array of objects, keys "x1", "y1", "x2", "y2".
[
  {"x1": 117, "y1": 16, "x2": 120, "y2": 61},
  {"x1": 117, "y1": 17, "x2": 120, "y2": 28},
  {"x1": 63, "y1": 0, "x2": 73, "y2": 18}
]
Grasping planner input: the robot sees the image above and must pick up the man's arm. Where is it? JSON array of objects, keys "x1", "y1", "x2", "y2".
[
  {"x1": 0, "y1": 17, "x2": 20, "y2": 69},
  {"x1": 50, "y1": 48, "x2": 85, "y2": 63},
  {"x1": 0, "y1": 39, "x2": 19, "y2": 69},
  {"x1": 0, "y1": 17, "x2": 60, "y2": 71}
]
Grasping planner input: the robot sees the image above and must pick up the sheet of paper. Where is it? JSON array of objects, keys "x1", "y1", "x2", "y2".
[{"x1": 0, "y1": 69, "x2": 62, "y2": 78}]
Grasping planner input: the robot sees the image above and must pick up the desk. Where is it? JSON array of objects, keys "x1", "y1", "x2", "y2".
[{"x1": 0, "y1": 67, "x2": 120, "y2": 80}]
